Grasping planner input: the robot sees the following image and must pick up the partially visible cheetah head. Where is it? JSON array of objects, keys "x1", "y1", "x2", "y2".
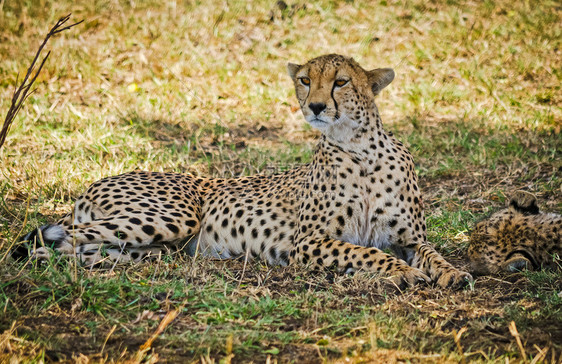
[
  {"x1": 288, "y1": 54, "x2": 394, "y2": 142},
  {"x1": 468, "y1": 191, "x2": 562, "y2": 275}
]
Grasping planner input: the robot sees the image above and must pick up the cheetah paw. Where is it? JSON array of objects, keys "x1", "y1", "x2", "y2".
[
  {"x1": 435, "y1": 268, "x2": 473, "y2": 289},
  {"x1": 388, "y1": 266, "x2": 431, "y2": 289}
]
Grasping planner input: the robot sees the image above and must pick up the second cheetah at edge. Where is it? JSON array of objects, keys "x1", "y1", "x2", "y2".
[{"x1": 469, "y1": 190, "x2": 561, "y2": 275}]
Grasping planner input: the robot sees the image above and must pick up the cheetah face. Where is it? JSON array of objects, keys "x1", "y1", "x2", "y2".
[
  {"x1": 468, "y1": 218, "x2": 501, "y2": 275},
  {"x1": 467, "y1": 214, "x2": 529, "y2": 275},
  {"x1": 468, "y1": 191, "x2": 541, "y2": 275},
  {"x1": 287, "y1": 54, "x2": 394, "y2": 141}
]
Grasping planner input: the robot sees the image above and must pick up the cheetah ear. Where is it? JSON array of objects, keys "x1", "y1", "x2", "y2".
[
  {"x1": 287, "y1": 63, "x2": 302, "y2": 81},
  {"x1": 367, "y1": 68, "x2": 395, "y2": 96},
  {"x1": 509, "y1": 190, "x2": 540, "y2": 215}
]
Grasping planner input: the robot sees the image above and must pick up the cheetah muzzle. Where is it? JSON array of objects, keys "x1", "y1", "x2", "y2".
[{"x1": 17, "y1": 54, "x2": 473, "y2": 289}]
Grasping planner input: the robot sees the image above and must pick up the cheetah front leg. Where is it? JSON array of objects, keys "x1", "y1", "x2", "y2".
[
  {"x1": 389, "y1": 197, "x2": 473, "y2": 288},
  {"x1": 405, "y1": 241, "x2": 473, "y2": 288},
  {"x1": 290, "y1": 236, "x2": 430, "y2": 288}
]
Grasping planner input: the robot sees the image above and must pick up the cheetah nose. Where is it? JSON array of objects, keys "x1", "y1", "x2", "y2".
[{"x1": 309, "y1": 102, "x2": 326, "y2": 116}]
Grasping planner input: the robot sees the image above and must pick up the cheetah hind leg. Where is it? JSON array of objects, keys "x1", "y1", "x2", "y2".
[{"x1": 15, "y1": 214, "x2": 198, "y2": 266}]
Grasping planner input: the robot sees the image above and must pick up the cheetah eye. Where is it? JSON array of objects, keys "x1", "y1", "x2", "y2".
[
  {"x1": 299, "y1": 77, "x2": 310, "y2": 86},
  {"x1": 334, "y1": 79, "x2": 348, "y2": 87}
]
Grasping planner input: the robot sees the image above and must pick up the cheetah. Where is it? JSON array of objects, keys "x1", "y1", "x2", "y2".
[
  {"x1": 17, "y1": 54, "x2": 472, "y2": 289},
  {"x1": 468, "y1": 190, "x2": 562, "y2": 275}
]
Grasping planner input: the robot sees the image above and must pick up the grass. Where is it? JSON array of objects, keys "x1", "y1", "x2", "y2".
[{"x1": 1, "y1": 0, "x2": 561, "y2": 362}]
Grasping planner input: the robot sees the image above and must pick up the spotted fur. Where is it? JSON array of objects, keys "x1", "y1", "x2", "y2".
[
  {"x1": 17, "y1": 54, "x2": 472, "y2": 288},
  {"x1": 468, "y1": 191, "x2": 562, "y2": 275}
]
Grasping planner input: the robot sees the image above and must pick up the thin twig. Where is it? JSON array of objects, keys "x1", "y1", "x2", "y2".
[
  {"x1": 100, "y1": 324, "x2": 117, "y2": 355},
  {"x1": 139, "y1": 308, "x2": 180, "y2": 351},
  {"x1": 453, "y1": 326, "x2": 468, "y2": 364},
  {"x1": 0, "y1": 14, "x2": 83, "y2": 151},
  {"x1": 509, "y1": 320, "x2": 528, "y2": 363},
  {"x1": 529, "y1": 344, "x2": 548, "y2": 364},
  {"x1": 237, "y1": 248, "x2": 251, "y2": 290}
]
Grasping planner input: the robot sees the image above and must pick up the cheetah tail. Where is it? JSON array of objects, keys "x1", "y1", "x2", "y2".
[{"x1": 12, "y1": 224, "x2": 66, "y2": 260}]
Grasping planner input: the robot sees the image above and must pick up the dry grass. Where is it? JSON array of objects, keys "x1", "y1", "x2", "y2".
[
  {"x1": 0, "y1": 0, "x2": 561, "y2": 362},
  {"x1": 1, "y1": 256, "x2": 559, "y2": 362}
]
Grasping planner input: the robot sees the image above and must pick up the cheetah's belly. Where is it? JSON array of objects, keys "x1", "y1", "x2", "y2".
[{"x1": 194, "y1": 223, "x2": 295, "y2": 265}]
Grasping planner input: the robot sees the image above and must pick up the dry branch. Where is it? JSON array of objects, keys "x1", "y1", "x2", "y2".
[
  {"x1": 453, "y1": 326, "x2": 468, "y2": 364},
  {"x1": 0, "y1": 13, "x2": 83, "y2": 151},
  {"x1": 509, "y1": 320, "x2": 528, "y2": 363},
  {"x1": 139, "y1": 308, "x2": 180, "y2": 352}
]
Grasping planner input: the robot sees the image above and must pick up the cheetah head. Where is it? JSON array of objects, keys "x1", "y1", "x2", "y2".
[
  {"x1": 288, "y1": 54, "x2": 394, "y2": 142},
  {"x1": 468, "y1": 191, "x2": 540, "y2": 275}
]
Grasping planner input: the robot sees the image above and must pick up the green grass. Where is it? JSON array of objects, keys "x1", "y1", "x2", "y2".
[{"x1": 1, "y1": 0, "x2": 561, "y2": 362}]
